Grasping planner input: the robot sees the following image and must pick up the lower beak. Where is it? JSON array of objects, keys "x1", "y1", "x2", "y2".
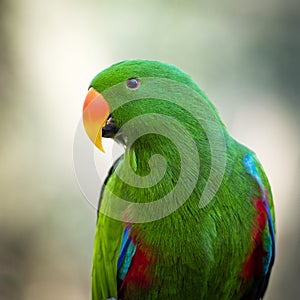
[{"x1": 82, "y1": 88, "x2": 110, "y2": 152}]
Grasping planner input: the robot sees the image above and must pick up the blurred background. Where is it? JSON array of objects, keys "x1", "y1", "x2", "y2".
[{"x1": 0, "y1": 0, "x2": 299, "y2": 299}]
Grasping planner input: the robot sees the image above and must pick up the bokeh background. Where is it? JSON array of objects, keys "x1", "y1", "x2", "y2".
[{"x1": 0, "y1": 0, "x2": 299, "y2": 299}]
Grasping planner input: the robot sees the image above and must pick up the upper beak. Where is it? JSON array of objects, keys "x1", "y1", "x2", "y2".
[{"x1": 82, "y1": 88, "x2": 110, "y2": 152}]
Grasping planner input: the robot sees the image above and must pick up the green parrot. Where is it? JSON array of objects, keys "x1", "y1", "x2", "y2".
[{"x1": 82, "y1": 60, "x2": 275, "y2": 300}]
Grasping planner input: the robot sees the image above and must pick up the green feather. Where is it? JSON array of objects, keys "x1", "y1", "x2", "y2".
[{"x1": 92, "y1": 214, "x2": 124, "y2": 300}]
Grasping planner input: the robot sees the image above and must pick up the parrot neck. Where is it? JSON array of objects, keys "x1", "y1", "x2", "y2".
[
  {"x1": 125, "y1": 135, "x2": 177, "y2": 177},
  {"x1": 118, "y1": 112, "x2": 229, "y2": 207},
  {"x1": 124, "y1": 132, "x2": 213, "y2": 185}
]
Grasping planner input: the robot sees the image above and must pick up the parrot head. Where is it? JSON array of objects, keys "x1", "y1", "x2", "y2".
[{"x1": 82, "y1": 60, "x2": 217, "y2": 152}]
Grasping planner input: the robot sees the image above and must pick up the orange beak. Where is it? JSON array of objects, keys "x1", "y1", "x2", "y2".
[{"x1": 82, "y1": 88, "x2": 110, "y2": 152}]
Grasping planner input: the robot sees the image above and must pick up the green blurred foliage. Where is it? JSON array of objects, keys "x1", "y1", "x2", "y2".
[{"x1": 0, "y1": 0, "x2": 299, "y2": 299}]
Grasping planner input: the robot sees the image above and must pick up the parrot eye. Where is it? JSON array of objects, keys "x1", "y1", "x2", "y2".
[{"x1": 126, "y1": 78, "x2": 140, "y2": 90}]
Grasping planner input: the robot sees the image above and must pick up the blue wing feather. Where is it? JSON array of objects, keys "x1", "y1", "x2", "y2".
[{"x1": 117, "y1": 226, "x2": 137, "y2": 282}]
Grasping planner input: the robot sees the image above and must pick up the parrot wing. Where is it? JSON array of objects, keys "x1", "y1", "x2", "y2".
[
  {"x1": 94, "y1": 155, "x2": 155, "y2": 299},
  {"x1": 92, "y1": 156, "x2": 125, "y2": 300},
  {"x1": 241, "y1": 153, "x2": 276, "y2": 300}
]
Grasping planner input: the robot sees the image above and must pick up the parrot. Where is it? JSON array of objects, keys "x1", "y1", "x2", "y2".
[{"x1": 82, "y1": 60, "x2": 275, "y2": 300}]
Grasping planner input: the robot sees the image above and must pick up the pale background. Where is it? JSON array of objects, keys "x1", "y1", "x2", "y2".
[{"x1": 0, "y1": 0, "x2": 299, "y2": 299}]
